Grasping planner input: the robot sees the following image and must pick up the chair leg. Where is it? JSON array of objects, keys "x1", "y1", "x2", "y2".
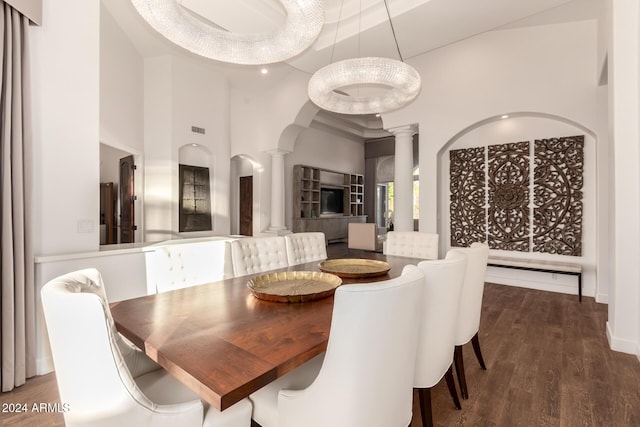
[
  {"x1": 454, "y1": 345, "x2": 469, "y2": 399},
  {"x1": 471, "y1": 332, "x2": 487, "y2": 370},
  {"x1": 444, "y1": 365, "x2": 462, "y2": 409},
  {"x1": 418, "y1": 388, "x2": 433, "y2": 427}
]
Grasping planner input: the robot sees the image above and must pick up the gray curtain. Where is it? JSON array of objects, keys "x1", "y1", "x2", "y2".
[{"x1": 0, "y1": 1, "x2": 35, "y2": 391}]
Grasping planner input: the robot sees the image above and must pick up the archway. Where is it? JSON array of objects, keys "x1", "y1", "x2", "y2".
[
  {"x1": 230, "y1": 154, "x2": 264, "y2": 236},
  {"x1": 436, "y1": 112, "x2": 605, "y2": 299}
]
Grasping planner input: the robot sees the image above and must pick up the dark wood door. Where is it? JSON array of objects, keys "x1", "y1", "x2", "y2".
[
  {"x1": 100, "y1": 183, "x2": 116, "y2": 244},
  {"x1": 239, "y1": 176, "x2": 253, "y2": 236},
  {"x1": 119, "y1": 155, "x2": 135, "y2": 243}
]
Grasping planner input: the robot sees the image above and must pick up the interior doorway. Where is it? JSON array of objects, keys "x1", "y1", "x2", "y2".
[
  {"x1": 119, "y1": 155, "x2": 136, "y2": 243},
  {"x1": 239, "y1": 176, "x2": 253, "y2": 236},
  {"x1": 100, "y1": 143, "x2": 142, "y2": 245}
]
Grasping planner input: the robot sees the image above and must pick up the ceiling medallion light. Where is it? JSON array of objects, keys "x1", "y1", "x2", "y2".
[
  {"x1": 131, "y1": 0, "x2": 324, "y2": 65},
  {"x1": 307, "y1": 0, "x2": 421, "y2": 115},
  {"x1": 308, "y1": 57, "x2": 421, "y2": 115}
]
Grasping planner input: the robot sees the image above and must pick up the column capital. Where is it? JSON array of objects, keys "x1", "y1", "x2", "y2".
[{"x1": 386, "y1": 124, "x2": 418, "y2": 137}]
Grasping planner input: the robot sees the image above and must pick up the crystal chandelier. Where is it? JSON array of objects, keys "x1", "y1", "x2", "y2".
[
  {"x1": 131, "y1": 0, "x2": 325, "y2": 65},
  {"x1": 307, "y1": 0, "x2": 421, "y2": 115},
  {"x1": 308, "y1": 57, "x2": 420, "y2": 115}
]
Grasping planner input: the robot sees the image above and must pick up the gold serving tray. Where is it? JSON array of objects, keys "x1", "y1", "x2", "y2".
[
  {"x1": 318, "y1": 258, "x2": 391, "y2": 278},
  {"x1": 247, "y1": 271, "x2": 342, "y2": 303}
]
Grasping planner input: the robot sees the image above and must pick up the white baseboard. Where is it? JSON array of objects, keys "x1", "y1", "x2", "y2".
[
  {"x1": 606, "y1": 321, "x2": 640, "y2": 355},
  {"x1": 595, "y1": 292, "x2": 609, "y2": 304}
]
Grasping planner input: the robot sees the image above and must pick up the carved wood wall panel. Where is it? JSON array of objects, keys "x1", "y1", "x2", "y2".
[
  {"x1": 487, "y1": 142, "x2": 530, "y2": 251},
  {"x1": 449, "y1": 147, "x2": 486, "y2": 247},
  {"x1": 533, "y1": 136, "x2": 584, "y2": 256}
]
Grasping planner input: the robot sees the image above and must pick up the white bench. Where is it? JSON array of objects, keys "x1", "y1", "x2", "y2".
[{"x1": 487, "y1": 256, "x2": 583, "y2": 302}]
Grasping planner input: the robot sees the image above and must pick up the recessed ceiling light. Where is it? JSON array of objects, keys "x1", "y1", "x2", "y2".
[
  {"x1": 261, "y1": 68, "x2": 269, "y2": 75},
  {"x1": 375, "y1": 113, "x2": 381, "y2": 117},
  {"x1": 191, "y1": 143, "x2": 198, "y2": 147},
  {"x1": 501, "y1": 115, "x2": 509, "y2": 119}
]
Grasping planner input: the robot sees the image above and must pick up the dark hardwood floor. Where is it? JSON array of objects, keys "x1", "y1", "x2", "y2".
[{"x1": 2, "y1": 243, "x2": 639, "y2": 426}]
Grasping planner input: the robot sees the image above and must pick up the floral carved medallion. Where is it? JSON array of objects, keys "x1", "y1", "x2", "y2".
[
  {"x1": 533, "y1": 136, "x2": 584, "y2": 256},
  {"x1": 448, "y1": 135, "x2": 584, "y2": 256},
  {"x1": 488, "y1": 141, "x2": 530, "y2": 251},
  {"x1": 450, "y1": 147, "x2": 486, "y2": 247}
]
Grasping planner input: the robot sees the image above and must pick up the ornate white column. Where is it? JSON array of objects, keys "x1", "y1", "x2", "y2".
[
  {"x1": 388, "y1": 125, "x2": 417, "y2": 232},
  {"x1": 266, "y1": 149, "x2": 291, "y2": 235}
]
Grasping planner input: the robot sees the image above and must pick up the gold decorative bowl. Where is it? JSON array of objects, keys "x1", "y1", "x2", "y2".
[
  {"x1": 318, "y1": 258, "x2": 391, "y2": 278},
  {"x1": 247, "y1": 271, "x2": 342, "y2": 303}
]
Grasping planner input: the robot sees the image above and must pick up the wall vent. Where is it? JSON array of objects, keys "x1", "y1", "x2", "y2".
[{"x1": 191, "y1": 126, "x2": 206, "y2": 134}]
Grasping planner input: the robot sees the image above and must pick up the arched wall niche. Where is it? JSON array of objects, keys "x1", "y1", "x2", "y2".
[
  {"x1": 179, "y1": 143, "x2": 212, "y2": 167},
  {"x1": 177, "y1": 143, "x2": 216, "y2": 236},
  {"x1": 436, "y1": 112, "x2": 603, "y2": 298}
]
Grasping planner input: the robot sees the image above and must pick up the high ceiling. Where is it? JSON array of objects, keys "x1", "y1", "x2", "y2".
[{"x1": 102, "y1": 0, "x2": 599, "y2": 139}]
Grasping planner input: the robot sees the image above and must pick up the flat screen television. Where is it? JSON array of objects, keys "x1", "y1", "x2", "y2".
[{"x1": 320, "y1": 187, "x2": 344, "y2": 214}]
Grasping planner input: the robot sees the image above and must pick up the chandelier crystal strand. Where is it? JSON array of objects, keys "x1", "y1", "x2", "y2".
[
  {"x1": 308, "y1": 57, "x2": 421, "y2": 115},
  {"x1": 131, "y1": 0, "x2": 324, "y2": 65}
]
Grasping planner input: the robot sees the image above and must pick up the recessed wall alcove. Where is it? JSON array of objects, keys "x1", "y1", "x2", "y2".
[
  {"x1": 178, "y1": 144, "x2": 214, "y2": 236},
  {"x1": 436, "y1": 112, "x2": 606, "y2": 299}
]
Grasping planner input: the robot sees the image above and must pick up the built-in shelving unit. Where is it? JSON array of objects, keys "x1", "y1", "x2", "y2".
[
  {"x1": 292, "y1": 165, "x2": 366, "y2": 242},
  {"x1": 347, "y1": 173, "x2": 364, "y2": 216},
  {"x1": 293, "y1": 165, "x2": 320, "y2": 219}
]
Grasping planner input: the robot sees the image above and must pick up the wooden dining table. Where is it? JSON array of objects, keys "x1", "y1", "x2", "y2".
[{"x1": 110, "y1": 251, "x2": 423, "y2": 411}]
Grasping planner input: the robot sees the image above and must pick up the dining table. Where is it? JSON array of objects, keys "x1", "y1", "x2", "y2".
[{"x1": 110, "y1": 251, "x2": 424, "y2": 411}]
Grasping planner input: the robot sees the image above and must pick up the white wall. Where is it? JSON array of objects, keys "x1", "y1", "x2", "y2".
[
  {"x1": 606, "y1": 0, "x2": 640, "y2": 358},
  {"x1": 99, "y1": 3, "x2": 143, "y2": 153},
  {"x1": 143, "y1": 55, "x2": 232, "y2": 241},
  {"x1": 143, "y1": 56, "x2": 174, "y2": 241},
  {"x1": 383, "y1": 20, "x2": 606, "y2": 234},
  {"x1": 374, "y1": 19, "x2": 609, "y2": 301},
  {"x1": 172, "y1": 57, "x2": 231, "y2": 236},
  {"x1": 30, "y1": 0, "x2": 100, "y2": 256},
  {"x1": 99, "y1": 3, "x2": 145, "y2": 243},
  {"x1": 30, "y1": 0, "x2": 100, "y2": 375}
]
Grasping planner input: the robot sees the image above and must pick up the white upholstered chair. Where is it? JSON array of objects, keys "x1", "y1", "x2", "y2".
[
  {"x1": 230, "y1": 236, "x2": 288, "y2": 277},
  {"x1": 415, "y1": 253, "x2": 467, "y2": 427},
  {"x1": 41, "y1": 268, "x2": 252, "y2": 427},
  {"x1": 145, "y1": 239, "x2": 235, "y2": 293},
  {"x1": 384, "y1": 231, "x2": 439, "y2": 259},
  {"x1": 347, "y1": 222, "x2": 379, "y2": 251},
  {"x1": 447, "y1": 242, "x2": 490, "y2": 399},
  {"x1": 284, "y1": 232, "x2": 327, "y2": 266},
  {"x1": 249, "y1": 265, "x2": 425, "y2": 427}
]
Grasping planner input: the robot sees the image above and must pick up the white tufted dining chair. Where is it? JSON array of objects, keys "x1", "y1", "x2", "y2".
[
  {"x1": 145, "y1": 239, "x2": 235, "y2": 293},
  {"x1": 414, "y1": 253, "x2": 467, "y2": 427},
  {"x1": 41, "y1": 268, "x2": 252, "y2": 427},
  {"x1": 284, "y1": 232, "x2": 327, "y2": 266},
  {"x1": 231, "y1": 236, "x2": 289, "y2": 277},
  {"x1": 230, "y1": 236, "x2": 289, "y2": 277},
  {"x1": 447, "y1": 242, "x2": 490, "y2": 399},
  {"x1": 384, "y1": 231, "x2": 439, "y2": 260},
  {"x1": 249, "y1": 265, "x2": 425, "y2": 427}
]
